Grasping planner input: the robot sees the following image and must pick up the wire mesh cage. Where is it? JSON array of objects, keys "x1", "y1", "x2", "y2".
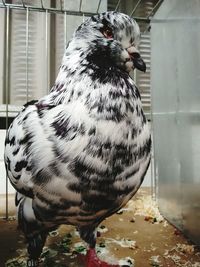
[{"x1": 0, "y1": 0, "x2": 163, "y2": 219}]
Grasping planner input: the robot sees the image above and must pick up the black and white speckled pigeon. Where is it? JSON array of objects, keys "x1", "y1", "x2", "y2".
[{"x1": 4, "y1": 11, "x2": 151, "y2": 267}]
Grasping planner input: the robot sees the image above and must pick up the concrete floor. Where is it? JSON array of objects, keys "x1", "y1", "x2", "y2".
[{"x1": 1, "y1": 188, "x2": 200, "y2": 267}]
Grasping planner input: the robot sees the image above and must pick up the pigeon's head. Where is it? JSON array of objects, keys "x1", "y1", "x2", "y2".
[{"x1": 73, "y1": 11, "x2": 146, "y2": 73}]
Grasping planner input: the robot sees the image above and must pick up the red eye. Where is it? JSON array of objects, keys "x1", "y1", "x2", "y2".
[{"x1": 103, "y1": 29, "x2": 113, "y2": 39}]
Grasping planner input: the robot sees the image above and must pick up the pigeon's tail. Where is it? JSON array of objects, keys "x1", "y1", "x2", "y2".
[
  {"x1": 15, "y1": 192, "x2": 38, "y2": 231},
  {"x1": 17, "y1": 195, "x2": 37, "y2": 232},
  {"x1": 16, "y1": 193, "x2": 48, "y2": 267},
  {"x1": 15, "y1": 192, "x2": 25, "y2": 207}
]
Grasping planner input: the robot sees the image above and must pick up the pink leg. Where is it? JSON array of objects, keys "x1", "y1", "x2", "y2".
[{"x1": 86, "y1": 248, "x2": 119, "y2": 267}]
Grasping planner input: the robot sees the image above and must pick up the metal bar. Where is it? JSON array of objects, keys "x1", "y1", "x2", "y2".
[
  {"x1": 0, "y1": 4, "x2": 150, "y2": 34},
  {"x1": 40, "y1": 0, "x2": 44, "y2": 9},
  {"x1": 130, "y1": 0, "x2": 143, "y2": 17},
  {"x1": 79, "y1": 0, "x2": 82, "y2": 12},
  {"x1": 150, "y1": 140, "x2": 157, "y2": 200},
  {"x1": 45, "y1": 10, "x2": 49, "y2": 93},
  {"x1": 25, "y1": 7, "x2": 29, "y2": 102},
  {"x1": 21, "y1": 0, "x2": 25, "y2": 8},
  {"x1": 151, "y1": 17, "x2": 200, "y2": 23},
  {"x1": 60, "y1": 0, "x2": 63, "y2": 11},
  {"x1": 96, "y1": 0, "x2": 101, "y2": 13},
  {"x1": 133, "y1": 16, "x2": 150, "y2": 23},
  {"x1": 5, "y1": 5, "x2": 10, "y2": 220},
  {"x1": 149, "y1": 56, "x2": 157, "y2": 201},
  {"x1": 64, "y1": 11, "x2": 67, "y2": 48},
  {"x1": 147, "y1": 0, "x2": 162, "y2": 19},
  {"x1": 115, "y1": 0, "x2": 121, "y2": 12},
  {"x1": 0, "y1": 3, "x2": 98, "y2": 17},
  {"x1": 0, "y1": 4, "x2": 151, "y2": 24},
  {"x1": 150, "y1": 150, "x2": 154, "y2": 198},
  {"x1": 143, "y1": 24, "x2": 151, "y2": 34},
  {"x1": 2, "y1": 0, "x2": 6, "y2": 6}
]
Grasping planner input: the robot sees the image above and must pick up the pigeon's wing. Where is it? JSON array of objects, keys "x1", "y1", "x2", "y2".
[
  {"x1": 4, "y1": 104, "x2": 36, "y2": 198},
  {"x1": 4, "y1": 100, "x2": 91, "y2": 199}
]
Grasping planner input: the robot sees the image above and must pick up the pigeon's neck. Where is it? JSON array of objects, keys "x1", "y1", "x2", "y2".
[
  {"x1": 52, "y1": 37, "x2": 122, "y2": 93},
  {"x1": 40, "y1": 39, "x2": 143, "y2": 122},
  {"x1": 51, "y1": 40, "x2": 92, "y2": 90}
]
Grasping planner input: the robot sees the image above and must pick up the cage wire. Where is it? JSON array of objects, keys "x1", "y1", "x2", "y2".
[{"x1": 0, "y1": 0, "x2": 163, "y2": 219}]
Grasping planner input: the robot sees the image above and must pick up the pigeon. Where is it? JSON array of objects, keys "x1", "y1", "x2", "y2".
[{"x1": 4, "y1": 11, "x2": 151, "y2": 267}]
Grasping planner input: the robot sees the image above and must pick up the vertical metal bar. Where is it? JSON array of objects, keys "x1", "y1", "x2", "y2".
[
  {"x1": 150, "y1": 139, "x2": 156, "y2": 200},
  {"x1": 153, "y1": 148, "x2": 158, "y2": 201},
  {"x1": 5, "y1": 6, "x2": 10, "y2": 220},
  {"x1": 40, "y1": 0, "x2": 44, "y2": 9},
  {"x1": 45, "y1": 9, "x2": 49, "y2": 93},
  {"x1": 96, "y1": 0, "x2": 102, "y2": 13},
  {"x1": 150, "y1": 149, "x2": 153, "y2": 198},
  {"x1": 21, "y1": 0, "x2": 25, "y2": 8},
  {"x1": 25, "y1": 7, "x2": 29, "y2": 102},
  {"x1": 130, "y1": 0, "x2": 143, "y2": 17},
  {"x1": 79, "y1": 0, "x2": 82, "y2": 12},
  {"x1": 150, "y1": 60, "x2": 157, "y2": 201},
  {"x1": 64, "y1": 11, "x2": 67, "y2": 48},
  {"x1": 115, "y1": 0, "x2": 121, "y2": 12},
  {"x1": 147, "y1": 0, "x2": 162, "y2": 19}
]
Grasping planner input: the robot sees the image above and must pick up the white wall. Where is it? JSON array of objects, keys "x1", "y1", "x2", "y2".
[{"x1": 151, "y1": 0, "x2": 200, "y2": 245}]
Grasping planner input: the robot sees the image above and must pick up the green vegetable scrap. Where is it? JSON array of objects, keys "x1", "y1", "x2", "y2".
[
  {"x1": 5, "y1": 258, "x2": 26, "y2": 267},
  {"x1": 58, "y1": 233, "x2": 73, "y2": 253},
  {"x1": 74, "y1": 245, "x2": 86, "y2": 253},
  {"x1": 41, "y1": 248, "x2": 58, "y2": 259}
]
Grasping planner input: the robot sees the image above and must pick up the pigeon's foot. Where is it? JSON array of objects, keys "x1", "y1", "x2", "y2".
[{"x1": 86, "y1": 248, "x2": 119, "y2": 267}]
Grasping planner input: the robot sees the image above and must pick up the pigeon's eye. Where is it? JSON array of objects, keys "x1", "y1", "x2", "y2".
[{"x1": 101, "y1": 28, "x2": 113, "y2": 39}]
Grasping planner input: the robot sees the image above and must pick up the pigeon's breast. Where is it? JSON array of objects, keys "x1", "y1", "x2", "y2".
[
  {"x1": 31, "y1": 101, "x2": 151, "y2": 226},
  {"x1": 32, "y1": 118, "x2": 151, "y2": 226},
  {"x1": 74, "y1": 119, "x2": 151, "y2": 195}
]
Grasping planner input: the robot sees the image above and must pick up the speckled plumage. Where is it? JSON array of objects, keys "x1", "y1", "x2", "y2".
[{"x1": 4, "y1": 11, "x2": 151, "y2": 266}]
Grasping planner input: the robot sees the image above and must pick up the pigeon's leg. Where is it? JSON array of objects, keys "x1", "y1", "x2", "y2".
[
  {"x1": 79, "y1": 226, "x2": 119, "y2": 267},
  {"x1": 79, "y1": 225, "x2": 96, "y2": 249},
  {"x1": 18, "y1": 197, "x2": 47, "y2": 267},
  {"x1": 26, "y1": 232, "x2": 47, "y2": 267},
  {"x1": 79, "y1": 226, "x2": 99, "y2": 267}
]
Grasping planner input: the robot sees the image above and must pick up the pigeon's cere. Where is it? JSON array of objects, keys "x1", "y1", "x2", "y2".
[{"x1": 4, "y1": 12, "x2": 151, "y2": 267}]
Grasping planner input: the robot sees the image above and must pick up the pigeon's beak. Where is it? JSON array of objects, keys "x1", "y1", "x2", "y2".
[
  {"x1": 130, "y1": 52, "x2": 146, "y2": 72},
  {"x1": 127, "y1": 47, "x2": 146, "y2": 72}
]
